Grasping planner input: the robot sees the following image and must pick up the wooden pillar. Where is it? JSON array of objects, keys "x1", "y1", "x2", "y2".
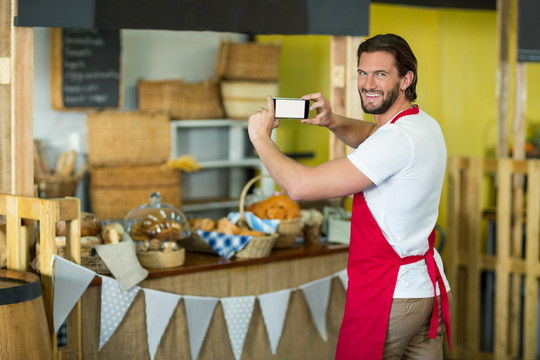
[
  {"x1": 329, "y1": 36, "x2": 364, "y2": 161},
  {"x1": 0, "y1": 0, "x2": 34, "y2": 196},
  {"x1": 496, "y1": 0, "x2": 513, "y2": 158}
]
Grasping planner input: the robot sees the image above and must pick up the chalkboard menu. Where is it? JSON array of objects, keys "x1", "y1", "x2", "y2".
[{"x1": 50, "y1": 28, "x2": 122, "y2": 110}]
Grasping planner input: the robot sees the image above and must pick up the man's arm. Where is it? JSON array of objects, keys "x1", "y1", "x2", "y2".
[
  {"x1": 301, "y1": 92, "x2": 375, "y2": 149},
  {"x1": 248, "y1": 96, "x2": 374, "y2": 202}
]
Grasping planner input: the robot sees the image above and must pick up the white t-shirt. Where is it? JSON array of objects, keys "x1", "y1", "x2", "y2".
[{"x1": 346, "y1": 108, "x2": 451, "y2": 298}]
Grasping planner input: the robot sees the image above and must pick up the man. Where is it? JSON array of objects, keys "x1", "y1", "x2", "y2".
[{"x1": 248, "y1": 34, "x2": 451, "y2": 359}]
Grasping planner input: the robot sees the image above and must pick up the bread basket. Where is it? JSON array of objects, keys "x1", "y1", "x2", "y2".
[
  {"x1": 239, "y1": 175, "x2": 302, "y2": 248},
  {"x1": 184, "y1": 230, "x2": 278, "y2": 259},
  {"x1": 136, "y1": 248, "x2": 186, "y2": 269}
]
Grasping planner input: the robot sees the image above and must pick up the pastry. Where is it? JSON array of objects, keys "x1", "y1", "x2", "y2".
[
  {"x1": 129, "y1": 213, "x2": 184, "y2": 241},
  {"x1": 216, "y1": 218, "x2": 239, "y2": 235},
  {"x1": 56, "y1": 212, "x2": 102, "y2": 237},
  {"x1": 80, "y1": 235, "x2": 102, "y2": 248}
]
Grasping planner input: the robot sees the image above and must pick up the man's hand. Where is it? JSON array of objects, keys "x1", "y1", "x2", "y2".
[
  {"x1": 248, "y1": 95, "x2": 280, "y2": 145},
  {"x1": 301, "y1": 92, "x2": 334, "y2": 128}
]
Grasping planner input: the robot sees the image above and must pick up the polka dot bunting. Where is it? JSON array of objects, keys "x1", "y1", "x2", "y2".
[
  {"x1": 98, "y1": 276, "x2": 140, "y2": 350},
  {"x1": 221, "y1": 295, "x2": 256, "y2": 360}
]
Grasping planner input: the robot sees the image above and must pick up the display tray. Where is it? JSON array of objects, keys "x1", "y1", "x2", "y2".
[{"x1": 89, "y1": 240, "x2": 348, "y2": 285}]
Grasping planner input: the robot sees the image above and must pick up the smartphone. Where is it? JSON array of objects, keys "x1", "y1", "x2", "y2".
[{"x1": 273, "y1": 97, "x2": 310, "y2": 119}]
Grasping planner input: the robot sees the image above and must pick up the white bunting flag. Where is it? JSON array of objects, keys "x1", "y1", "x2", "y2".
[
  {"x1": 98, "y1": 276, "x2": 140, "y2": 350},
  {"x1": 143, "y1": 289, "x2": 182, "y2": 360},
  {"x1": 258, "y1": 289, "x2": 292, "y2": 354},
  {"x1": 299, "y1": 276, "x2": 332, "y2": 341},
  {"x1": 337, "y1": 269, "x2": 348, "y2": 290},
  {"x1": 221, "y1": 295, "x2": 256, "y2": 360},
  {"x1": 184, "y1": 295, "x2": 219, "y2": 360},
  {"x1": 52, "y1": 255, "x2": 96, "y2": 333}
]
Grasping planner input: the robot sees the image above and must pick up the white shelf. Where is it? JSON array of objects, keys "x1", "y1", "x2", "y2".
[
  {"x1": 170, "y1": 118, "x2": 272, "y2": 217},
  {"x1": 182, "y1": 199, "x2": 240, "y2": 212},
  {"x1": 198, "y1": 158, "x2": 260, "y2": 169},
  {"x1": 170, "y1": 119, "x2": 248, "y2": 128}
]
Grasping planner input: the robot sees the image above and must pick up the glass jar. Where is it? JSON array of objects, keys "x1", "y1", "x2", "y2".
[{"x1": 124, "y1": 192, "x2": 190, "y2": 242}]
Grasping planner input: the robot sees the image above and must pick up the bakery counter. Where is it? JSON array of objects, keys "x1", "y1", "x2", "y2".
[{"x1": 80, "y1": 241, "x2": 349, "y2": 359}]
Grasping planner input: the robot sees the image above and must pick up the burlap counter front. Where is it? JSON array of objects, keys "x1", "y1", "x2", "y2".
[{"x1": 79, "y1": 248, "x2": 348, "y2": 359}]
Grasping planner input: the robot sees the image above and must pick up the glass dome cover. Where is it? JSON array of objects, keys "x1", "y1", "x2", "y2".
[{"x1": 125, "y1": 192, "x2": 190, "y2": 241}]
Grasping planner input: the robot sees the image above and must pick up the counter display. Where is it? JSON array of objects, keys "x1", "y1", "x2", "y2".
[{"x1": 78, "y1": 242, "x2": 349, "y2": 359}]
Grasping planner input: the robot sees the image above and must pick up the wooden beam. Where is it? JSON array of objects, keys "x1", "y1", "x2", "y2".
[
  {"x1": 0, "y1": 0, "x2": 34, "y2": 196},
  {"x1": 329, "y1": 36, "x2": 364, "y2": 161},
  {"x1": 496, "y1": 0, "x2": 513, "y2": 158}
]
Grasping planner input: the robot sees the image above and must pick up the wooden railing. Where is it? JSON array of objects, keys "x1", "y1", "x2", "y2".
[
  {"x1": 446, "y1": 157, "x2": 540, "y2": 360},
  {"x1": 0, "y1": 194, "x2": 81, "y2": 360}
]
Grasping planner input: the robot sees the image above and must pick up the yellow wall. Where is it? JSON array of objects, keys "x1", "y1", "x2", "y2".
[
  {"x1": 259, "y1": 4, "x2": 540, "y2": 228},
  {"x1": 256, "y1": 35, "x2": 332, "y2": 166}
]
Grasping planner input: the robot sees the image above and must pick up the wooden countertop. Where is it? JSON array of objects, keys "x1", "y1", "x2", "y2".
[{"x1": 91, "y1": 239, "x2": 349, "y2": 285}]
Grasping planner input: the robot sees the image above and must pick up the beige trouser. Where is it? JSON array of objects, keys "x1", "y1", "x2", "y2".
[{"x1": 382, "y1": 292, "x2": 452, "y2": 360}]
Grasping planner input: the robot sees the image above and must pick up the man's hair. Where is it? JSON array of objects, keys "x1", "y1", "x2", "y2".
[{"x1": 357, "y1": 34, "x2": 418, "y2": 102}]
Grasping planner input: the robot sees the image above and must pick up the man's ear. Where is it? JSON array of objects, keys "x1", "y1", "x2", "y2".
[{"x1": 400, "y1": 71, "x2": 414, "y2": 91}]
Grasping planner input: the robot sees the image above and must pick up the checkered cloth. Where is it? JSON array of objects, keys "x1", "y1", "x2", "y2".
[
  {"x1": 196, "y1": 229, "x2": 252, "y2": 259},
  {"x1": 227, "y1": 212, "x2": 280, "y2": 234}
]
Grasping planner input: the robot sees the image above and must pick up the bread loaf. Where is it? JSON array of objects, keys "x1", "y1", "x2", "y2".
[
  {"x1": 246, "y1": 194, "x2": 301, "y2": 220},
  {"x1": 55, "y1": 212, "x2": 101, "y2": 236}
]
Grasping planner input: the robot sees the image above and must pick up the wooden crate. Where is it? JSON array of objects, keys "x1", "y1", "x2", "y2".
[
  {"x1": 446, "y1": 157, "x2": 540, "y2": 360},
  {"x1": 87, "y1": 111, "x2": 171, "y2": 167},
  {"x1": 89, "y1": 165, "x2": 181, "y2": 220}
]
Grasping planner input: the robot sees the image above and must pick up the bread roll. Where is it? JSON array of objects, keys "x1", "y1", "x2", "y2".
[
  {"x1": 246, "y1": 194, "x2": 301, "y2": 220},
  {"x1": 80, "y1": 236, "x2": 102, "y2": 248},
  {"x1": 101, "y1": 223, "x2": 124, "y2": 244},
  {"x1": 56, "y1": 212, "x2": 101, "y2": 236},
  {"x1": 216, "y1": 218, "x2": 239, "y2": 235}
]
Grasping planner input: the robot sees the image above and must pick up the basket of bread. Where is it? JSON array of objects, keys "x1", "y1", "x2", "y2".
[
  {"x1": 35, "y1": 212, "x2": 115, "y2": 274},
  {"x1": 125, "y1": 192, "x2": 190, "y2": 269},
  {"x1": 184, "y1": 217, "x2": 278, "y2": 259},
  {"x1": 240, "y1": 175, "x2": 303, "y2": 248}
]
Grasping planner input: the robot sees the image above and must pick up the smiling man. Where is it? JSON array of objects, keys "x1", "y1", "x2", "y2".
[{"x1": 248, "y1": 34, "x2": 451, "y2": 360}]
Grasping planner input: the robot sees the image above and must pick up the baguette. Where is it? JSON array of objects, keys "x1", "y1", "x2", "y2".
[{"x1": 55, "y1": 150, "x2": 77, "y2": 176}]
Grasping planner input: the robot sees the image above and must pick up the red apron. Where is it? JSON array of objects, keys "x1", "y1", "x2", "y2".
[{"x1": 335, "y1": 109, "x2": 451, "y2": 359}]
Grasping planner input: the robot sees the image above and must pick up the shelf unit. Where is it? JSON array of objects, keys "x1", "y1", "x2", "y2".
[{"x1": 170, "y1": 119, "x2": 273, "y2": 217}]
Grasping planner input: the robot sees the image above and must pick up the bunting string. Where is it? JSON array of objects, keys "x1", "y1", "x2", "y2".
[{"x1": 51, "y1": 255, "x2": 347, "y2": 359}]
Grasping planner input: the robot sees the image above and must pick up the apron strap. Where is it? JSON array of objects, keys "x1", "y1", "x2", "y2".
[
  {"x1": 425, "y1": 247, "x2": 452, "y2": 349},
  {"x1": 400, "y1": 241, "x2": 452, "y2": 349}
]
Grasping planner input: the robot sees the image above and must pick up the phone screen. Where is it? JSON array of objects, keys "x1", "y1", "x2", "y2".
[{"x1": 273, "y1": 98, "x2": 310, "y2": 119}]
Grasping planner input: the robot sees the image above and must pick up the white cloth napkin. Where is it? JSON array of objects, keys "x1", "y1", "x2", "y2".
[
  {"x1": 95, "y1": 241, "x2": 148, "y2": 291},
  {"x1": 227, "y1": 212, "x2": 280, "y2": 234}
]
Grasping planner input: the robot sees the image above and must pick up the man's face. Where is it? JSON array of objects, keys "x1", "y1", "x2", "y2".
[{"x1": 357, "y1": 51, "x2": 402, "y2": 115}]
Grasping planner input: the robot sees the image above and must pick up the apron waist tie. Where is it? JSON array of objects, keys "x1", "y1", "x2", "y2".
[{"x1": 401, "y1": 251, "x2": 452, "y2": 350}]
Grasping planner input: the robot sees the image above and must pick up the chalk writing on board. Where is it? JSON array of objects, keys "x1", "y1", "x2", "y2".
[{"x1": 61, "y1": 28, "x2": 120, "y2": 108}]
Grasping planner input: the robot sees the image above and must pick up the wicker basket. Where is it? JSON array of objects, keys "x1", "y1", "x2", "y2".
[
  {"x1": 35, "y1": 174, "x2": 79, "y2": 198},
  {"x1": 138, "y1": 79, "x2": 224, "y2": 119},
  {"x1": 35, "y1": 242, "x2": 110, "y2": 275},
  {"x1": 87, "y1": 111, "x2": 171, "y2": 167},
  {"x1": 35, "y1": 161, "x2": 88, "y2": 199},
  {"x1": 89, "y1": 165, "x2": 181, "y2": 220},
  {"x1": 136, "y1": 248, "x2": 185, "y2": 269},
  {"x1": 220, "y1": 81, "x2": 279, "y2": 119},
  {"x1": 182, "y1": 231, "x2": 277, "y2": 259},
  {"x1": 216, "y1": 41, "x2": 281, "y2": 81},
  {"x1": 234, "y1": 233, "x2": 278, "y2": 259},
  {"x1": 239, "y1": 175, "x2": 302, "y2": 249}
]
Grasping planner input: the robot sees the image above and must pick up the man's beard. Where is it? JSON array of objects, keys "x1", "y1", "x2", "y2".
[{"x1": 359, "y1": 83, "x2": 400, "y2": 115}]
